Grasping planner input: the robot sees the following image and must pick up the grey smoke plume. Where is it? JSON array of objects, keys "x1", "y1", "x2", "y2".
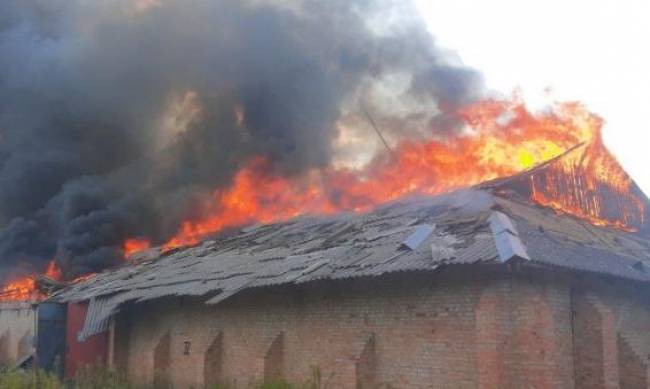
[{"x1": 0, "y1": 0, "x2": 483, "y2": 279}]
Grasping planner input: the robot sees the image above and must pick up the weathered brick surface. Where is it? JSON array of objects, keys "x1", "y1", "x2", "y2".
[
  {"x1": 573, "y1": 292, "x2": 606, "y2": 388},
  {"x1": 110, "y1": 268, "x2": 650, "y2": 389},
  {"x1": 618, "y1": 335, "x2": 647, "y2": 389},
  {"x1": 203, "y1": 330, "x2": 223, "y2": 386},
  {"x1": 475, "y1": 273, "x2": 575, "y2": 389}
]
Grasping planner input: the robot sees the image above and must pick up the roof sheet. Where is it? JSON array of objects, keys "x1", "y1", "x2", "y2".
[{"x1": 50, "y1": 187, "x2": 650, "y2": 338}]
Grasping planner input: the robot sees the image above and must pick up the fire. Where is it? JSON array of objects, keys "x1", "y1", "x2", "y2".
[
  {"x1": 0, "y1": 260, "x2": 63, "y2": 302},
  {"x1": 529, "y1": 133, "x2": 645, "y2": 231},
  {"x1": 3, "y1": 99, "x2": 645, "y2": 300},
  {"x1": 45, "y1": 260, "x2": 63, "y2": 281},
  {"x1": 145, "y1": 99, "x2": 645, "y2": 252},
  {"x1": 0, "y1": 277, "x2": 39, "y2": 303},
  {"x1": 124, "y1": 238, "x2": 151, "y2": 257},
  {"x1": 71, "y1": 273, "x2": 97, "y2": 284}
]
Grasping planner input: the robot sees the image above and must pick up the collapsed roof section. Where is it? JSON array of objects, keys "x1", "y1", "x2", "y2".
[
  {"x1": 52, "y1": 144, "x2": 650, "y2": 339},
  {"x1": 482, "y1": 142, "x2": 649, "y2": 234}
]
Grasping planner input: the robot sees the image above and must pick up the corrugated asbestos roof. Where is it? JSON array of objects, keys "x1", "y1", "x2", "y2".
[{"x1": 51, "y1": 188, "x2": 650, "y2": 339}]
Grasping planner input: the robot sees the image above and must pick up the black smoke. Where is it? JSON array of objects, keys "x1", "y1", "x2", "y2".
[{"x1": 0, "y1": 0, "x2": 483, "y2": 279}]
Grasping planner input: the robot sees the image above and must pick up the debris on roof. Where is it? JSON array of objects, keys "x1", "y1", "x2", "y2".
[{"x1": 489, "y1": 211, "x2": 530, "y2": 262}]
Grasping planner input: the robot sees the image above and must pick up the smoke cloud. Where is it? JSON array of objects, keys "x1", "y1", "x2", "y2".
[{"x1": 0, "y1": 0, "x2": 483, "y2": 279}]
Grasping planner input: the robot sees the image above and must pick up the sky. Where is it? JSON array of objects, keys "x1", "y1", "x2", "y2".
[{"x1": 416, "y1": 0, "x2": 650, "y2": 195}]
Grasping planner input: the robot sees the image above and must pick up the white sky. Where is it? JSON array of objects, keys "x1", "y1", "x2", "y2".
[{"x1": 416, "y1": 0, "x2": 650, "y2": 195}]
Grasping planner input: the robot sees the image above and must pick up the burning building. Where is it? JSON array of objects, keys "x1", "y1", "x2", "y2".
[
  {"x1": 0, "y1": 1, "x2": 649, "y2": 388},
  {"x1": 42, "y1": 140, "x2": 650, "y2": 388}
]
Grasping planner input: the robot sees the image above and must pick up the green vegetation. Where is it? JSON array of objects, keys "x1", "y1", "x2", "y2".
[
  {"x1": 0, "y1": 367, "x2": 62, "y2": 389},
  {"x1": 0, "y1": 366, "x2": 134, "y2": 389},
  {"x1": 74, "y1": 366, "x2": 135, "y2": 389}
]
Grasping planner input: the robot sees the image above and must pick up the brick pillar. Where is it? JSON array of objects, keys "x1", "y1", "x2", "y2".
[
  {"x1": 204, "y1": 331, "x2": 224, "y2": 387},
  {"x1": 477, "y1": 278, "x2": 574, "y2": 389},
  {"x1": 338, "y1": 333, "x2": 376, "y2": 389},
  {"x1": 153, "y1": 331, "x2": 171, "y2": 388},
  {"x1": 355, "y1": 334, "x2": 377, "y2": 389},
  {"x1": 574, "y1": 293, "x2": 620, "y2": 389},
  {"x1": 476, "y1": 281, "x2": 509, "y2": 389},
  {"x1": 263, "y1": 332, "x2": 284, "y2": 383},
  {"x1": 601, "y1": 304, "x2": 621, "y2": 389},
  {"x1": 618, "y1": 334, "x2": 649, "y2": 389}
]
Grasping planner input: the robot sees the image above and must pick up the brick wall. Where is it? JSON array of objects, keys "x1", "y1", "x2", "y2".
[
  {"x1": 108, "y1": 267, "x2": 650, "y2": 389},
  {"x1": 569, "y1": 277, "x2": 650, "y2": 389},
  {"x1": 117, "y1": 270, "x2": 484, "y2": 388},
  {"x1": 618, "y1": 335, "x2": 647, "y2": 389},
  {"x1": 573, "y1": 292, "x2": 606, "y2": 388},
  {"x1": 0, "y1": 302, "x2": 35, "y2": 366}
]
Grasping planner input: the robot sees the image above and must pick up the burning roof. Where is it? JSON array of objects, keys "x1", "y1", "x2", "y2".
[
  {"x1": 4, "y1": 102, "x2": 648, "y2": 308},
  {"x1": 51, "y1": 145, "x2": 650, "y2": 338},
  {"x1": 1, "y1": 1, "x2": 646, "y2": 312}
]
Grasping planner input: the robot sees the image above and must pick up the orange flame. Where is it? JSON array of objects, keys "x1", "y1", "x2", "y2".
[
  {"x1": 4, "y1": 99, "x2": 644, "y2": 298},
  {"x1": 529, "y1": 133, "x2": 645, "y2": 231},
  {"x1": 45, "y1": 260, "x2": 63, "y2": 281},
  {"x1": 71, "y1": 273, "x2": 97, "y2": 284},
  {"x1": 0, "y1": 260, "x2": 65, "y2": 302},
  {"x1": 123, "y1": 238, "x2": 151, "y2": 257},
  {"x1": 125, "y1": 99, "x2": 645, "y2": 254},
  {"x1": 0, "y1": 277, "x2": 40, "y2": 303}
]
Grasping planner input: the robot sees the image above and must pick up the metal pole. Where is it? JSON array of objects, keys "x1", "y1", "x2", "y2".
[{"x1": 362, "y1": 105, "x2": 392, "y2": 153}]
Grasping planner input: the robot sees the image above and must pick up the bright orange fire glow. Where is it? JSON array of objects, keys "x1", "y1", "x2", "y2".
[
  {"x1": 0, "y1": 277, "x2": 40, "y2": 303},
  {"x1": 45, "y1": 260, "x2": 63, "y2": 281},
  {"x1": 3, "y1": 99, "x2": 646, "y2": 301},
  {"x1": 529, "y1": 132, "x2": 645, "y2": 231},
  {"x1": 0, "y1": 260, "x2": 63, "y2": 303},
  {"x1": 124, "y1": 238, "x2": 151, "y2": 257},
  {"x1": 71, "y1": 273, "x2": 97, "y2": 284},
  {"x1": 148, "y1": 99, "x2": 646, "y2": 252}
]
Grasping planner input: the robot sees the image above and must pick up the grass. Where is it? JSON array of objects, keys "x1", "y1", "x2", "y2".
[
  {"x1": 0, "y1": 367, "x2": 63, "y2": 389},
  {"x1": 74, "y1": 366, "x2": 135, "y2": 389},
  {"x1": 0, "y1": 366, "x2": 136, "y2": 389}
]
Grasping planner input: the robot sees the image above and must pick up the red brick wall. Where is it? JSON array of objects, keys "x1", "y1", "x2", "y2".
[
  {"x1": 120, "y1": 270, "x2": 489, "y2": 388},
  {"x1": 618, "y1": 334, "x2": 647, "y2": 389},
  {"x1": 110, "y1": 268, "x2": 650, "y2": 389},
  {"x1": 475, "y1": 272, "x2": 575, "y2": 389},
  {"x1": 573, "y1": 292, "x2": 606, "y2": 388}
]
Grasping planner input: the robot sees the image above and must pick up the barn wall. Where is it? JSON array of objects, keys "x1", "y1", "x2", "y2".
[
  {"x1": 113, "y1": 268, "x2": 582, "y2": 389},
  {"x1": 571, "y1": 278, "x2": 650, "y2": 389},
  {"x1": 0, "y1": 302, "x2": 35, "y2": 366}
]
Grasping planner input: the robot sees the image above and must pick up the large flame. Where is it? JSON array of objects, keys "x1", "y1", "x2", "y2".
[
  {"x1": 2, "y1": 99, "x2": 645, "y2": 302},
  {"x1": 0, "y1": 277, "x2": 40, "y2": 303},
  {"x1": 123, "y1": 238, "x2": 151, "y2": 257},
  {"x1": 529, "y1": 133, "x2": 645, "y2": 230},
  {"x1": 156, "y1": 99, "x2": 643, "y2": 251},
  {"x1": 0, "y1": 260, "x2": 63, "y2": 303},
  {"x1": 45, "y1": 259, "x2": 63, "y2": 281}
]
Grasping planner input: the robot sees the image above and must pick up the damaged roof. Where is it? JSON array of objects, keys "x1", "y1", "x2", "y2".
[
  {"x1": 52, "y1": 182, "x2": 650, "y2": 339},
  {"x1": 52, "y1": 143, "x2": 650, "y2": 339}
]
